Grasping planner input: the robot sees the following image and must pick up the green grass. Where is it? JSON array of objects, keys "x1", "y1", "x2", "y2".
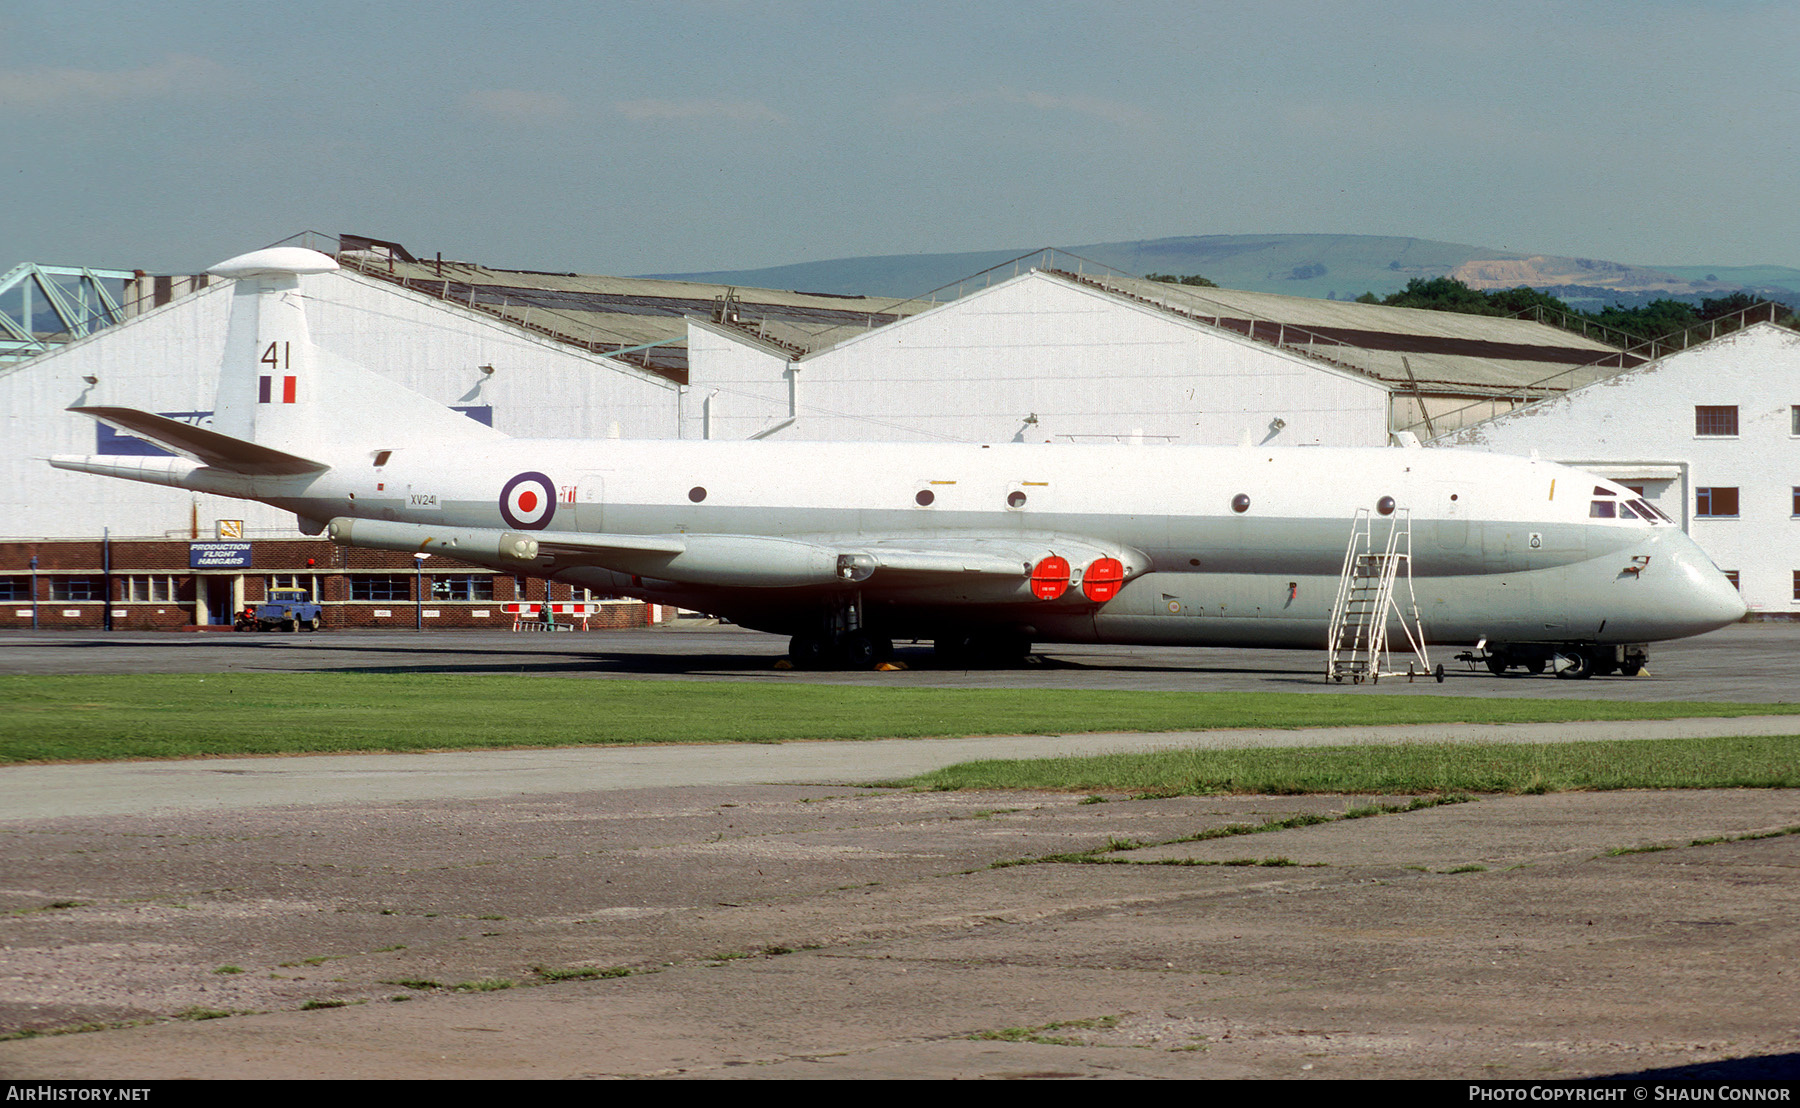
[
  {"x1": 895, "y1": 734, "x2": 1800, "y2": 795},
  {"x1": 535, "y1": 965, "x2": 635, "y2": 982},
  {"x1": 970, "y1": 1016, "x2": 1121, "y2": 1045},
  {"x1": 1, "y1": 673, "x2": 1796, "y2": 764}
]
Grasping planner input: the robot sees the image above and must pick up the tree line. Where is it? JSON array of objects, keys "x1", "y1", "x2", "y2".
[
  {"x1": 1353, "y1": 277, "x2": 1790, "y2": 343},
  {"x1": 1148, "y1": 272, "x2": 1793, "y2": 345}
]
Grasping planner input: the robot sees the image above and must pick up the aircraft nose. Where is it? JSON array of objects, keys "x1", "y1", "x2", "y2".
[{"x1": 1667, "y1": 542, "x2": 1747, "y2": 630}]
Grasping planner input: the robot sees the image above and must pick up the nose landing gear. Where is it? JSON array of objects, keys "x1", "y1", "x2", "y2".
[{"x1": 1461, "y1": 643, "x2": 1648, "y2": 679}]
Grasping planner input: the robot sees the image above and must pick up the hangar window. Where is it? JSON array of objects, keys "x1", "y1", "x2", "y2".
[
  {"x1": 266, "y1": 575, "x2": 317, "y2": 600},
  {"x1": 431, "y1": 575, "x2": 493, "y2": 601},
  {"x1": 349, "y1": 574, "x2": 412, "y2": 601},
  {"x1": 1696, "y1": 487, "x2": 1739, "y2": 518},
  {"x1": 0, "y1": 577, "x2": 27, "y2": 601},
  {"x1": 1792, "y1": 406, "x2": 1799, "y2": 436},
  {"x1": 1794, "y1": 570, "x2": 1800, "y2": 601},
  {"x1": 123, "y1": 575, "x2": 178, "y2": 603},
  {"x1": 49, "y1": 576, "x2": 103, "y2": 601},
  {"x1": 1695, "y1": 406, "x2": 1738, "y2": 437},
  {"x1": 1792, "y1": 487, "x2": 1799, "y2": 517}
]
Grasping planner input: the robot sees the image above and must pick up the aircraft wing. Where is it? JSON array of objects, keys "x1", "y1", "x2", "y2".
[{"x1": 327, "y1": 518, "x2": 1141, "y2": 599}]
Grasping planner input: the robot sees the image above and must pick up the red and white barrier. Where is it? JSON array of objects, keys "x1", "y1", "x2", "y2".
[{"x1": 502, "y1": 602, "x2": 602, "y2": 631}]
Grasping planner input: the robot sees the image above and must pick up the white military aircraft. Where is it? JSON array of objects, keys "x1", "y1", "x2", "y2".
[{"x1": 52, "y1": 247, "x2": 1746, "y2": 676}]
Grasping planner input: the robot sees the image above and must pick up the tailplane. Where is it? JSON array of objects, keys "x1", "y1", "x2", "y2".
[{"x1": 69, "y1": 406, "x2": 326, "y2": 476}]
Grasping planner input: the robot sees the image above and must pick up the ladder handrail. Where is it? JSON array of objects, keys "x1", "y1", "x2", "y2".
[
  {"x1": 1327, "y1": 508, "x2": 1432, "y2": 683},
  {"x1": 1325, "y1": 509, "x2": 1371, "y2": 677}
]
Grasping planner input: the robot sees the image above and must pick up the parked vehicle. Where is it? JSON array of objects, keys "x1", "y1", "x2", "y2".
[{"x1": 235, "y1": 588, "x2": 324, "y2": 632}]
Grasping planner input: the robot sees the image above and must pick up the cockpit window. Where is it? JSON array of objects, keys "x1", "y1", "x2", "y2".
[
  {"x1": 1589, "y1": 500, "x2": 1617, "y2": 518},
  {"x1": 1592, "y1": 486, "x2": 1615, "y2": 496},
  {"x1": 1631, "y1": 498, "x2": 1673, "y2": 524}
]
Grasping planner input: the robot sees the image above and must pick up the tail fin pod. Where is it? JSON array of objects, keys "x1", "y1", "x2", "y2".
[
  {"x1": 208, "y1": 247, "x2": 337, "y2": 451},
  {"x1": 206, "y1": 247, "x2": 504, "y2": 458}
]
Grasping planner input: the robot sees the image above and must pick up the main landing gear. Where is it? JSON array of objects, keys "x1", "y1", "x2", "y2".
[
  {"x1": 785, "y1": 593, "x2": 893, "y2": 670},
  {"x1": 788, "y1": 628, "x2": 893, "y2": 670}
]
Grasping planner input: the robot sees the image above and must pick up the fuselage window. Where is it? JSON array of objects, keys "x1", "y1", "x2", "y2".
[
  {"x1": 1377, "y1": 496, "x2": 1395, "y2": 516},
  {"x1": 1231, "y1": 493, "x2": 1250, "y2": 513},
  {"x1": 1006, "y1": 491, "x2": 1027, "y2": 509},
  {"x1": 688, "y1": 487, "x2": 707, "y2": 503},
  {"x1": 915, "y1": 490, "x2": 935, "y2": 507}
]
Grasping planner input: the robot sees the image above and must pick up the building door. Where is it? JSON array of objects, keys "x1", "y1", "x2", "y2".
[{"x1": 206, "y1": 576, "x2": 235, "y2": 624}]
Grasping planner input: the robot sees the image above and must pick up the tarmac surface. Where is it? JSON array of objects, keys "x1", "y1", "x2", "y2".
[
  {"x1": 1, "y1": 623, "x2": 1797, "y2": 1080},
  {"x1": 2, "y1": 620, "x2": 1797, "y2": 701}
]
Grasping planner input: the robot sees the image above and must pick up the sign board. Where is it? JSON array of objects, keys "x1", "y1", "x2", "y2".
[
  {"x1": 190, "y1": 542, "x2": 252, "y2": 569},
  {"x1": 216, "y1": 519, "x2": 244, "y2": 539}
]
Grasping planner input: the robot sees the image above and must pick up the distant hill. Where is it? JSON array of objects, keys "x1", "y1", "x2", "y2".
[{"x1": 647, "y1": 234, "x2": 1799, "y2": 310}]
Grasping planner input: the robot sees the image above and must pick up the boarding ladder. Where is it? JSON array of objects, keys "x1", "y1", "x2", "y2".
[{"x1": 1326, "y1": 508, "x2": 1435, "y2": 684}]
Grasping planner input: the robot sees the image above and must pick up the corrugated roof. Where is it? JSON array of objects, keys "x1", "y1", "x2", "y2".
[
  {"x1": 331, "y1": 240, "x2": 1644, "y2": 400},
  {"x1": 1051, "y1": 270, "x2": 1639, "y2": 396},
  {"x1": 337, "y1": 252, "x2": 923, "y2": 382}
]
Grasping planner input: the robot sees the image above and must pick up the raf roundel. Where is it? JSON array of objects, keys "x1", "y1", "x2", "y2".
[{"x1": 499, "y1": 471, "x2": 557, "y2": 529}]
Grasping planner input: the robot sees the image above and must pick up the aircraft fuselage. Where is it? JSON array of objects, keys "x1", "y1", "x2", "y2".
[{"x1": 232, "y1": 436, "x2": 1744, "y2": 652}]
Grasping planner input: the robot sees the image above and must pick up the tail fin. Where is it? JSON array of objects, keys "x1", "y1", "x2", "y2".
[{"x1": 206, "y1": 247, "x2": 504, "y2": 458}]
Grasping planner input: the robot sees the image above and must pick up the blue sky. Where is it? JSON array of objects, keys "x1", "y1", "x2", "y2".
[{"x1": 2, "y1": 1, "x2": 1795, "y2": 276}]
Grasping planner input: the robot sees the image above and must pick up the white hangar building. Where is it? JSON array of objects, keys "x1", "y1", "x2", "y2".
[
  {"x1": 1439, "y1": 320, "x2": 1800, "y2": 617},
  {"x1": 4, "y1": 262, "x2": 671, "y2": 541},
  {"x1": 2, "y1": 240, "x2": 915, "y2": 542},
  {"x1": 683, "y1": 265, "x2": 1632, "y2": 447}
]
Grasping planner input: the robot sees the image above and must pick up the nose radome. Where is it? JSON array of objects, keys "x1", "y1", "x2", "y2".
[
  {"x1": 1699, "y1": 570, "x2": 1749, "y2": 626},
  {"x1": 1665, "y1": 540, "x2": 1747, "y2": 631}
]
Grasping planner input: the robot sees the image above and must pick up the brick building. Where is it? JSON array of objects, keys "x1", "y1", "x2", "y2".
[{"x1": 0, "y1": 538, "x2": 656, "y2": 632}]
